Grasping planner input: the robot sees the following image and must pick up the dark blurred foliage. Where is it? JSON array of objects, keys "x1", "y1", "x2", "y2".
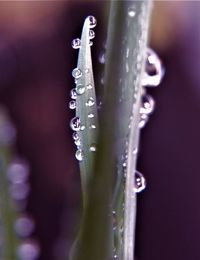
[{"x1": 0, "y1": 1, "x2": 199, "y2": 260}]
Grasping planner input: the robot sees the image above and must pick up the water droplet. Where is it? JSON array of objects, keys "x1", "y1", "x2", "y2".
[
  {"x1": 87, "y1": 84, "x2": 93, "y2": 90},
  {"x1": 70, "y1": 117, "x2": 81, "y2": 131},
  {"x1": 80, "y1": 125, "x2": 85, "y2": 131},
  {"x1": 87, "y1": 16, "x2": 97, "y2": 28},
  {"x1": 85, "y1": 68, "x2": 89, "y2": 73},
  {"x1": 139, "y1": 114, "x2": 149, "y2": 129},
  {"x1": 128, "y1": 7, "x2": 136, "y2": 17},
  {"x1": 99, "y1": 51, "x2": 105, "y2": 64},
  {"x1": 89, "y1": 30, "x2": 95, "y2": 39},
  {"x1": 75, "y1": 149, "x2": 84, "y2": 161},
  {"x1": 134, "y1": 171, "x2": 146, "y2": 193},
  {"x1": 75, "y1": 138, "x2": 81, "y2": 147},
  {"x1": 72, "y1": 68, "x2": 82, "y2": 79},
  {"x1": 72, "y1": 132, "x2": 79, "y2": 141},
  {"x1": 71, "y1": 38, "x2": 81, "y2": 49},
  {"x1": 89, "y1": 124, "x2": 96, "y2": 129},
  {"x1": 69, "y1": 100, "x2": 76, "y2": 110},
  {"x1": 88, "y1": 113, "x2": 94, "y2": 118},
  {"x1": 17, "y1": 240, "x2": 40, "y2": 260},
  {"x1": 142, "y1": 48, "x2": 164, "y2": 87},
  {"x1": 70, "y1": 88, "x2": 77, "y2": 99},
  {"x1": 15, "y1": 215, "x2": 35, "y2": 238},
  {"x1": 86, "y1": 97, "x2": 95, "y2": 107},
  {"x1": 7, "y1": 160, "x2": 29, "y2": 184},
  {"x1": 89, "y1": 144, "x2": 96, "y2": 152},
  {"x1": 76, "y1": 84, "x2": 85, "y2": 95},
  {"x1": 89, "y1": 41, "x2": 93, "y2": 47},
  {"x1": 140, "y1": 94, "x2": 155, "y2": 115}
]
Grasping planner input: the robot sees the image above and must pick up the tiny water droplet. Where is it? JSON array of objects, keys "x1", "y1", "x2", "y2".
[
  {"x1": 139, "y1": 114, "x2": 148, "y2": 129},
  {"x1": 128, "y1": 7, "x2": 136, "y2": 17},
  {"x1": 85, "y1": 68, "x2": 89, "y2": 73},
  {"x1": 75, "y1": 138, "x2": 81, "y2": 146},
  {"x1": 76, "y1": 84, "x2": 85, "y2": 95},
  {"x1": 140, "y1": 94, "x2": 155, "y2": 115},
  {"x1": 87, "y1": 16, "x2": 97, "y2": 28},
  {"x1": 72, "y1": 132, "x2": 79, "y2": 141},
  {"x1": 86, "y1": 97, "x2": 95, "y2": 107},
  {"x1": 89, "y1": 144, "x2": 96, "y2": 152},
  {"x1": 87, "y1": 84, "x2": 93, "y2": 90},
  {"x1": 71, "y1": 38, "x2": 81, "y2": 49},
  {"x1": 134, "y1": 171, "x2": 146, "y2": 193},
  {"x1": 17, "y1": 240, "x2": 40, "y2": 260},
  {"x1": 99, "y1": 51, "x2": 105, "y2": 64},
  {"x1": 80, "y1": 125, "x2": 85, "y2": 131},
  {"x1": 75, "y1": 149, "x2": 84, "y2": 161},
  {"x1": 89, "y1": 30, "x2": 95, "y2": 39},
  {"x1": 142, "y1": 48, "x2": 164, "y2": 87},
  {"x1": 72, "y1": 68, "x2": 82, "y2": 79},
  {"x1": 70, "y1": 88, "x2": 77, "y2": 99},
  {"x1": 89, "y1": 124, "x2": 96, "y2": 129},
  {"x1": 88, "y1": 113, "x2": 94, "y2": 118},
  {"x1": 70, "y1": 117, "x2": 81, "y2": 131},
  {"x1": 69, "y1": 100, "x2": 76, "y2": 110}
]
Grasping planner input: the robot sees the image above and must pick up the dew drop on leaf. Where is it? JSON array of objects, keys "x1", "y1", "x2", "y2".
[
  {"x1": 86, "y1": 84, "x2": 93, "y2": 90},
  {"x1": 140, "y1": 94, "x2": 155, "y2": 115},
  {"x1": 70, "y1": 88, "x2": 77, "y2": 100},
  {"x1": 72, "y1": 68, "x2": 82, "y2": 79},
  {"x1": 75, "y1": 149, "x2": 84, "y2": 161},
  {"x1": 76, "y1": 84, "x2": 85, "y2": 95},
  {"x1": 72, "y1": 132, "x2": 79, "y2": 141},
  {"x1": 134, "y1": 171, "x2": 146, "y2": 193},
  {"x1": 89, "y1": 30, "x2": 95, "y2": 39},
  {"x1": 70, "y1": 117, "x2": 81, "y2": 131},
  {"x1": 69, "y1": 100, "x2": 76, "y2": 110},
  {"x1": 88, "y1": 113, "x2": 94, "y2": 118},
  {"x1": 86, "y1": 97, "x2": 95, "y2": 107},
  {"x1": 87, "y1": 16, "x2": 97, "y2": 28},
  {"x1": 89, "y1": 144, "x2": 96, "y2": 152},
  {"x1": 71, "y1": 38, "x2": 81, "y2": 49},
  {"x1": 128, "y1": 7, "x2": 136, "y2": 17}
]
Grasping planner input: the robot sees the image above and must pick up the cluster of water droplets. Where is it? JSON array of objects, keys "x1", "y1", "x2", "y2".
[{"x1": 70, "y1": 16, "x2": 98, "y2": 162}]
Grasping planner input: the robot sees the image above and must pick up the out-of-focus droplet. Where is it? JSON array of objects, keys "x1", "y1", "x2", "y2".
[
  {"x1": 17, "y1": 240, "x2": 40, "y2": 260},
  {"x1": 128, "y1": 7, "x2": 136, "y2": 17},
  {"x1": 142, "y1": 48, "x2": 164, "y2": 87},
  {"x1": 87, "y1": 16, "x2": 97, "y2": 28},
  {"x1": 99, "y1": 51, "x2": 105, "y2": 64},
  {"x1": 70, "y1": 88, "x2": 77, "y2": 100},
  {"x1": 72, "y1": 68, "x2": 82, "y2": 79},
  {"x1": 76, "y1": 84, "x2": 85, "y2": 95},
  {"x1": 10, "y1": 183, "x2": 30, "y2": 200},
  {"x1": 7, "y1": 160, "x2": 29, "y2": 184},
  {"x1": 14, "y1": 215, "x2": 35, "y2": 238},
  {"x1": 71, "y1": 38, "x2": 81, "y2": 49},
  {"x1": 75, "y1": 149, "x2": 84, "y2": 161},
  {"x1": 140, "y1": 94, "x2": 155, "y2": 115},
  {"x1": 89, "y1": 30, "x2": 95, "y2": 39},
  {"x1": 86, "y1": 97, "x2": 95, "y2": 107},
  {"x1": 88, "y1": 113, "x2": 94, "y2": 118},
  {"x1": 0, "y1": 121, "x2": 16, "y2": 146},
  {"x1": 69, "y1": 100, "x2": 76, "y2": 110},
  {"x1": 134, "y1": 171, "x2": 146, "y2": 193},
  {"x1": 70, "y1": 117, "x2": 81, "y2": 131},
  {"x1": 89, "y1": 144, "x2": 96, "y2": 152}
]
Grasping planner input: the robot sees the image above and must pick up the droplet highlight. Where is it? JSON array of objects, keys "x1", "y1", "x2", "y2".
[
  {"x1": 134, "y1": 171, "x2": 146, "y2": 193},
  {"x1": 128, "y1": 7, "x2": 136, "y2": 17},
  {"x1": 75, "y1": 149, "x2": 84, "y2": 161},
  {"x1": 86, "y1": 97, "x2": 95, "y2": 107}
]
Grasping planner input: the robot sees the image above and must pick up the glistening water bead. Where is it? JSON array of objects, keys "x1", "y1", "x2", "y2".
[
  {"x1": 75, "y1": 149, "x2": 84, "y2": 161},
  {"x1": 70, "y1": 117, "x2": 81, "y2": 131},
  {"x1": 86, "y1": 97, "x2": 95, "y2": 107},
  {"x1": 87, "y1": 16, "x2": 97, "y2": 28},
  {"x1": 140, "y1": 94, "x2": 155, "y2": 115},
  {"x1": 70, "y1": 88, "x2": 77, "y2": 100},
  {"x1": 128, "y1": 7, "x2": 136, "y2": 17},
  {"x1": 134, "y1": 171, "x2": 146, "y2": 193},
  {"x1": 76, "y1": 84, "x2": 85, "y2": 95},
  {"x1": 71, "y1": 38, "x2": 81, "y2": 49},
  {"x1": 69, "y1": 100, "x2": 76, "y2": 110},
  {"x1": 72, "y1": 68, "x2": 82, "y2": 79},
  {"x1": 89, "y1": 30, "x2": 95, "y2": 39}
]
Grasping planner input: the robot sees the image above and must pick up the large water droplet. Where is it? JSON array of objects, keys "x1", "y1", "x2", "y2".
[
  {"x1": 128, "y1": 7, "x2": 136, "y2": 17},
  {"x1": 75, "y1": 149, "x2": 84, "y2": 161},
  {"x1": 134, "y1": 171, "x2": 146, "y2": 193},
  {"x1": 69, "y1": 100, "x2": 76, "y2": 110},
  {"x1": 89, "y1": 30, "x2": 95, "y2": 39},
  {"x1": 72, "y1": 68, "x2": 82, "y2": 79},
  {"x1": 70, "y1": 117, "x2": 81, "y2": 131},
  {"x1": 76, "y1": 84, "x2": 85, "y2": 95},
  {"x1": 14, "y1": 215, "x2": 35, "y2": 238},
  {"x1": 70, "y1": 88, "x2": 77, "y2": 100},
  {"x1": 86, "y1": 97, "x2": 95, "y2": 107},
  {"x1": 142, "y1": 48, "x2": 164, "y2": 87},
  {"x1": 140, "y1": 94, "x2": 155, "y2": 115},
  {"x1": 87, "y1": 16, "x2": 97, "y2": 28},
  {"x1": 89, "y1": 144, "x2": 96, "y2": 152},
  {"x1": 71, "y1": 38, "x2": 81, "y2": 49},
  {"x1": 17, "y1": 240, "x2": 40, "y2": 260}
]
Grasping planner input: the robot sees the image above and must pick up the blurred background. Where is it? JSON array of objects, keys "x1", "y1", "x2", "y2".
[{"x1": 0, "y1": 1, "x2": 199, "y2": 260}]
